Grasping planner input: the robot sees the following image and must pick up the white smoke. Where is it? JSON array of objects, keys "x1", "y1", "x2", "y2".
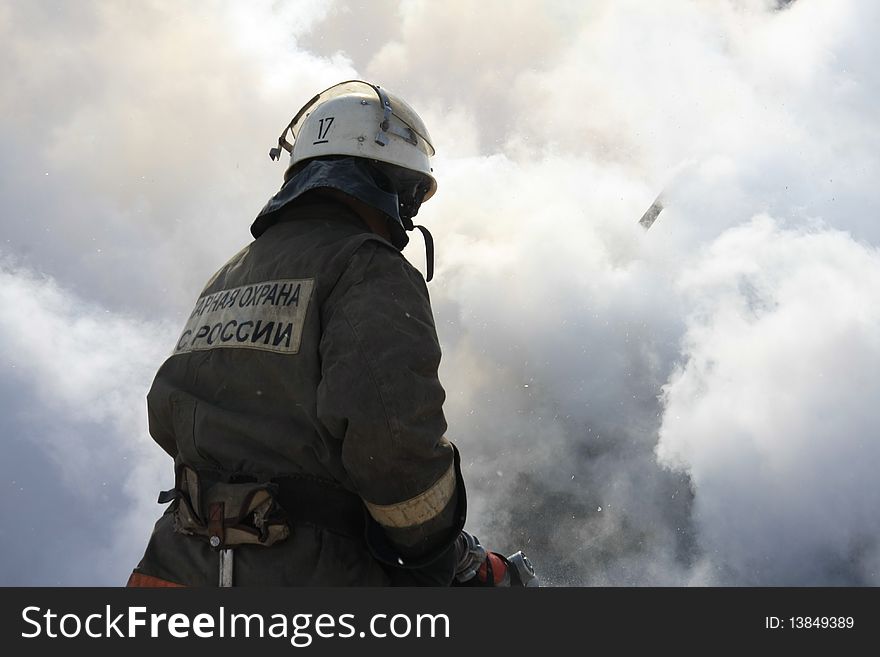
[
  {"x1": 657, "y1": 216, "x2": 880, "y2": 585},
  {"x1": 1, "y1": 0, "x2": 878, "y2": 584},
  {"x1": 0, "y1": 258, "x2": 176, "y2": 583}
]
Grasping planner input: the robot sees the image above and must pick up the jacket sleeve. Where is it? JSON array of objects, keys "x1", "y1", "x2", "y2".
[{"x1": 316, "y1": 240, "x2": 465, "y2": 574}]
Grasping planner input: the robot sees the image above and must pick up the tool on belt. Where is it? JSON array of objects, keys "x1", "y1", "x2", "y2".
[{"x1": 158, "y1": 465, "x2": 365, "y2": 586}]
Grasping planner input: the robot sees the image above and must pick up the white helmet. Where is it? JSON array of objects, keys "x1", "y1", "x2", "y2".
[{"x1": 269, "y1": 80, "x2": 437, "y2": 201}]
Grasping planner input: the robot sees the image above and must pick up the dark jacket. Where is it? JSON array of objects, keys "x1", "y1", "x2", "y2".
[{"x1": 131, "y1": 196, "x2": 465, "y2": 586}]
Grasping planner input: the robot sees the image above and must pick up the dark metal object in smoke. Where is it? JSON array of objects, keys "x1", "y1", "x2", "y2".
[{"x1": 639, "y1": 195, "x2": 665, "y2": 230}]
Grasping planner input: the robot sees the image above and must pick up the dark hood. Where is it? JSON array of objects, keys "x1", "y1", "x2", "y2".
[{"x1": 251, "y1": 158, "x2": 407, "y2": 247}]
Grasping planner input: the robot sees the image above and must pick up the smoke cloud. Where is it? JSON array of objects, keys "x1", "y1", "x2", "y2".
[
  {"x1": 1, "y1": 0, "x2": 877, "y2": 585},
  {"x1": 658, "y1": 216, "x2": 880, "y2": 585}
]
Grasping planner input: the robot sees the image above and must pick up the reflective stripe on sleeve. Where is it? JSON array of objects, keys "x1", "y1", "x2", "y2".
[{"x1": 364, "y1": 462, "x2": 456, "y2": 529}]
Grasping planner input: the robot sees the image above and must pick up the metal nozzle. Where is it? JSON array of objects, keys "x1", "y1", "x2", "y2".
[{"x1": 507, "y1": 550, "x2": 539, "y2": 587}]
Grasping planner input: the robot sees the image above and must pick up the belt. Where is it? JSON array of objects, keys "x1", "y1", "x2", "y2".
[
  {"x1": 273, "y1": 474, "x2": 366, "y2": 539},
  {"x1": 163, "y1": 467, "x2": 366, "y2": 541}
]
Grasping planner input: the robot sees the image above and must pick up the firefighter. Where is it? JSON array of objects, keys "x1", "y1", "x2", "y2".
[{"x1": 127, "y1": 80, "x2": 529, "y2": 587}]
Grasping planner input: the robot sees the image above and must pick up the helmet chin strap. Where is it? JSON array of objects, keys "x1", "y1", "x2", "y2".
[
  {"x1": 387, "y1": 217, "x2": 434, "y2": 282},
  {"x1": 412, "y1": 224, "x2": 434, "y2": 282},
  {"x1": 393, "y1": 176, "x2": 434, "y2": 282}
]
